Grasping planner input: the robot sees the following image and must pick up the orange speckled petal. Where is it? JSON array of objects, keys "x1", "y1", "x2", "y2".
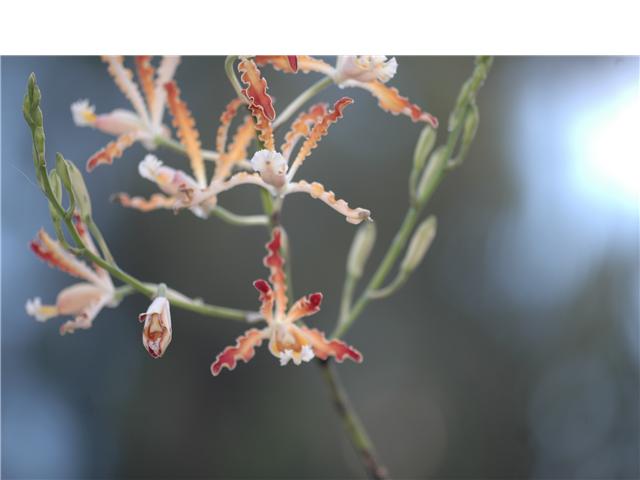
[
  {"x1": 102, "y1": 56, "x2": 150, "y2": 124},
  {"x1": 215, "y1": 97, "x2": 244, "y2": 154},
  {"x1": 281, "y1": 103, "x2": 328, "y2": 159},
  {"x1": 263, "y1": 229, "x2": 287, "y2": 319},
  {"x1": 299, "y1": 327, "x2": 363, "y2": 363},
  {"x1": 238, "y1": 58, "x2": 276, "y2": 121},
  {"x1": 134, "y1": 56, "x2": 156, "y2": 113},
  {"x1": 286, "y1": 292, "x2": 323, "y2": 323},
  {"x1": 255, "y1": 55, "x2": 299, "y2": 73},
  {"x1": 359, "y1": 80, "x2": 438, "y2": 127},
  {"x1": 286, "y1": 180, "x2": 371, "y2": 225},
  {"x1": 215, "y1": 116, "x2": 255, "y2": 181},
  {"x1": 86, "y1": 132, "x2": 136, "y2": 172},
  {"x1": 296, "y1": 56, "x2": 335, "y2": 76},
  {"x1": 30, "y1": 229, "x2": 103, "y2": 285},
  {"x1": 211, "y1": 328, "x2": 267, "y2": 376},
  {"x1": 113, "y1": 192, "x2": 177, "y2": 212},
  {"x1": 164, "y1": 81, "x2": 206, "y2": 187},
  {"x1": 289, "y1": 97, "x2": 353, "y2": 178}
]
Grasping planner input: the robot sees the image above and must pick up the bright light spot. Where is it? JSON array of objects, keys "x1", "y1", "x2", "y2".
[{"x1": 571, "y1": 88, "x2": 639, "y2": 208}]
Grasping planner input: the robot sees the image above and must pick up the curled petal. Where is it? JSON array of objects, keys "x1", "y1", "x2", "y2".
[
  {"x1": 164, "y1": 81, "x2": 206, "y2": 187},
  {"x1": 102, "y1": 56, "x2": 150, "y2": 124},
  {"x1": 151, "y1": 56, "x2": 181, "y2": 128},
  {"x1": 296, "y1": 56, "x2": 336, "y2": 76},
  {"x1": 255, "y1": 55, "x2": 299, "y2": 73},
  {"x1": 264, "y1": 229, "x2": 288, "y2": 317},
  {"x1": 357, "y1": 80, "x2": 438, "y2": 127},
  {"x1": 86, "y1": 132, "x2": 136, "y2": 172},
  {"x1": 211, "y1": 328, "x2": 266, "y2": 376},
  {"x1": 135, "y1": 56, "x2": 156, "y2": 113},
  {"x1": 253, "y1": 279, "x2": 274, "y2": 324},
  {"x1": 299, "y1": 327, "x2": 363, "y2": 363},
  {"x1": 222, "y1": 117, "x2": 255, "y2": 169},
  {"x1": 215, "y1": 98, "x2": 244, "y2": 154},
  {"x1": 113, "y1": 192, "x2": 177, "y2": 212},
  {"x1": 281, "y1": 103, "x2": 328, "y2": 160},
  {"x1": 247, "y1": 102, "x2": 275, "y2": 151},
  {"x1": 288, "y1": 97, "x2": 353, "y2": 179},
  {"x1": 286, "y1": 180, "x2": 371, "y2": 225},
  {"x1": 286, "y1": 292, "x2": 323, "y2": 323},
  {"x1": 238, "y1": 58, "x2": 276, "y2": 121},
  {"x1": 30, "y1": 229, "x2": 104, "y2": 285}
]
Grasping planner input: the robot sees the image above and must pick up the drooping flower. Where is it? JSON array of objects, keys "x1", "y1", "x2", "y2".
[
  {"x1": 25, "y1": 218, "x2": 115, "y2": 334},
  {"x1": 139, "y1": 295, "x2": 172, "y2": 358},
  {"x1": 255, "y1": 55, "x2": 438, "y2": 127},
  {"x1": 211, "y1": 228, "x2": 362, "y2": 375},
  {"x1": 71, "y1": 56, "x2": 180, "y2": 171},
  {"x1": 184, "y1": 58, "x2": 371, "y2": 225}
]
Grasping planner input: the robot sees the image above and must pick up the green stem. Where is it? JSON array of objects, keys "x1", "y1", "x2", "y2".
[
  {"x1": 87, "y1": 219, "x2": 115, "y2": 264},
  {"x1": 319, "y1": 361, "x2": 388, "y2": 480},
  {"x1": 154, "y1": 135, "x2": 219, "y2": 162},
  {"x1": 224, "y1": 55, "x2": 245, "y2": 100},
  {"x1": 272, "y1": 76, "x2": 333, "y2": 130},
  {"x1": 210, "y1": 206, "x2": 269, "y2": 227}
]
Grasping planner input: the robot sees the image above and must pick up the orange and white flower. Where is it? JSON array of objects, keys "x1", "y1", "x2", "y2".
[
  {"x1": 139, "y1": 295, "x2": 172, "y2": 358},
  {"x1": 71, "y1": 56, "x2": 180, "y2": 172},
  {"x1": 256, "y1": 55, "x2": 438, "y2": 127},
  {"x1": 186, "y1": 58, "x2": 371, "y2": 225},
  {"x1": 211, "y1": 229, "x2": 362, "y2": 375},
  {"x1": 25, "y1": 219, "x2": 115, "y2": 335}
]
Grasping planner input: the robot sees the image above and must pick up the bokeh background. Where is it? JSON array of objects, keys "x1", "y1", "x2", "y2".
[{"x1": 1, "y1": 56, "x2": 638, "y2": 479}]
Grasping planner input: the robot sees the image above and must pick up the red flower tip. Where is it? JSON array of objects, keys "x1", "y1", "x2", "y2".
[
  {"x1": 309, "y1": 292, "x2": 323, "y2": 307},
  {"x1": 253, "y1": 279, "x2": 270, "y2": 293}
]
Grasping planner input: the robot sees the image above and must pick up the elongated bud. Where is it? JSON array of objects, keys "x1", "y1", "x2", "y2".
[
  {"x1": 462, "y1": 103, "x2": 479, "y2": 149},
  {"x1": 401, "y1": 216, "x2": 437, "y2": 273},
  {"x1": 347, "y1": 222, "x2": 376, "y2": 278},
  {"x1": 55, "y1": 153, "x2": 72, "y2": 190},
  {"x1": 48, "y1": 169, "x2": 62, "y2": 220},
  {"x1": 65, "y1": 159, "x2": 92, "y2": 218},
  {"x1": 413, "y1": 126, "x2": 437, "y2": 174},
  {"x1": 416, "y1": 146, "x2": 448, "y2": 204}
]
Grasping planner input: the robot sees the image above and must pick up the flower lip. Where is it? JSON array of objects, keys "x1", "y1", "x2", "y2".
[{"x1": 139, "y1": 296, "x2": 172, "y2": 359}]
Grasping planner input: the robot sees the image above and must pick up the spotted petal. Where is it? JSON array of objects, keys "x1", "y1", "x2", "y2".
[
  {"x1": 299, "y1": 327, "x2": 363, "y2": 363},
  {"x1": 165, "y1": 81, "x2": 206, "y2": 187},
  {"x1": 135, "y1": 56, "x2": 156, "y2": 114},
  {"x1": 238, "y1": 58, "x2": 276, "y2": 121},
  {"x1": 211, "y1": 328, "x2": 266, "y2": 376},
  {"x1": 151, "y1": 56, "x2": 181, "y2": 127},
  {"x1": 86, "y1": 132, "x2": 136, "y2": 172}
]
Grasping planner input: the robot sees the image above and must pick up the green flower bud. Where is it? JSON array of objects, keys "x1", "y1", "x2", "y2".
[
  {"x1": 416, "y1": 146, "x2": 448, "y2": 204},
  {"x1": 401, "y1": 216, "x2": 437, "y2": 273},
  {"x1": 66, "y1": 159, "x2": 92, "y2": 218},
  {"x1": 347, "y1": 222, "x2": 377, "y2": 278}
]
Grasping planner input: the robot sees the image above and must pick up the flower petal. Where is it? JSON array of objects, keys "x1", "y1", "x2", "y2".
[
  {"x1": 253, "y1": 279, "x2": 274, "y2": 324},
  {"x1": 164, "y1": 81, "x2": 206, "y2": 187},
  {"x1": 238, "y1": 58, "x2": 276, "y2": 121},
  {"x1": 286, "y1": 180, "x2": 371, "y2": 225},
  {"x1": 299, "y1": 327, "x2": 363, "y2": 363},
  {"x1": 264, "y1": 229, "x2": 288, "y2": 318},
  {"x1": 113, "y1": 192, "x2": 177, "y2": 212},
  {"x1": 255, "y1": 55, "x2": 298, "y2": 73},
  {"x1": 286, "y1": 292, "x2": 323, "y2": 323},
  {"x1": 220, "y1": 116, "x2": 254, "y2": 173},
  {"x1": 281, "y1": 103, "x2": 328, "y2": 160},
  {"x1": 296, "y1": 56, "x2": 336, "y2": 76},
  {"x1": 288, "y1": 97, "x2": 353, "y2": 180},
  {"x1": 215, "y1": 97, "x2": 244, "y2": 154},
  {"x1": 135, "y1": 56, "x2": 156, "y2": 114},
  {"x1": 151, "y1": 56, "x2": 181, "y2": 128},
  {"x1": 211, "y1": 328, "x2": 266, "y2": 376},
  {"x1": 102, "y1": 56, "x2": 150, "y2": 124},
  {"x1": 356, "y1": 80, "x2": 438, "y2": 127},
  {"x1": 86, "y1": 132, "x2": 136, "y2": 172}
]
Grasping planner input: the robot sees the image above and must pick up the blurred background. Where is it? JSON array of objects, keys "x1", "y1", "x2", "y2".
[{"x1": 1, "y1": 56, "x2": 638, "y2": 479}]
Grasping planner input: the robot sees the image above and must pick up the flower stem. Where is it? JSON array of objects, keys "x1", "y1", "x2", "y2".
[
  {"x1": 210, "y1": 206, "x2": 269, "y2": 227},
  {"x1": 272, "y1": 76, "x2": 333, "y2": 130},
  {"x1": 319, "y1": 360, "x2": 388, "y2": 480},
  {"x1": 154, "y1": 135, "x2": 219, "y2": 162}
]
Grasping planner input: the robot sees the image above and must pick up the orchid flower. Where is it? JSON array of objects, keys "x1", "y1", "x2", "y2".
[
  {"x1": 184, "y1": 58, "x2": 371, "y2": 225},
  {"x1": 114, "y1": 93, "x2": 257, "y2": 216},
  {"x1": 25, "y1": 218, "x2": 115, "y2": 335},
  {"x1": 256, "y1": 55, "x2": 438, "y2": 127},
  {"x1": 211, "y1": 229, "x2": 362, "y2": 375},
  {"x1": 139, "y1": 295, "x2": 172, "y2": 358},
  {"x1": 71, "y1": 56, "x2": 181, "y2": 172}
]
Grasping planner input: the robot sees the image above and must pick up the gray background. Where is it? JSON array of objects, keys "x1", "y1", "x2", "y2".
[{"x1": 2, "y1": 56, "x2": 638, "y2": 479}]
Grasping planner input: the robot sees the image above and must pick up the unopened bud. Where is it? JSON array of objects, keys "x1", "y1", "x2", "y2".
[
  {"x1": 416, "y1": 146, "x2": 448, "y2": 204},
  {"x1": 413, "y1": 126, "x2": 437, "y2": 174},
  {"x1": 347, "y1": 221, "x2": 376, "y2": 278},
  {"x1": 66, "y1": 159, "x2": 92, "y2": 218},
  {"x1": 401, "y1": 216, "x2": 437, "y2": 273}
]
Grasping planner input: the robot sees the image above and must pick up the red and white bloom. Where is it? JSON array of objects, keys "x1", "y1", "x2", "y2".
[
  {"x1": 211, "y1": 229, "x2": 362, "y2": 375},
  {"x1": 139, "y1": 295, "x2": 172, "y2": 358},
  {"x1": 256, "y1": 55, "x2": 438, "y2": 127},
  {"x1": 186, "y1": 58, "x2": 371, "y2": 225},
  {"x1": 71, "y1": 56, "x2": 180, "y2": 172},
  {"x1": 25, "y1": 219, "x2": 115, "y2": 335}
]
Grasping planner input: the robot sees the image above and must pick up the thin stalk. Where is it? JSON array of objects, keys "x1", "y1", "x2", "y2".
[
  {"x1": 154, "y1": 135, "x2": 219, "y2": 162},
  {"x1": 319, "y1": 361, "x2": 388, "y2": 480},
  {"x1": 210, "y1": 206, "x2": 269, "y2": 227},
  {"x1": 272, "y1": 76, "x2": 333, "y2": 130},
  {"x1": 224, "y1": 55, "x2": 245, "y2": 99},
  {"x1": 87, "y1": 219, "x2": 115, "y2": 264}
]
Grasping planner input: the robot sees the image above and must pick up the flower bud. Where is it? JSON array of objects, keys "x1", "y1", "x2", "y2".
[
  {"x1": 347, "y1": 221, "x2": 377, "y2": 278},
  {"x1": 65, "y1": 159, "x2": 92, "y2": 218},
  {"x1": 139, "y1": 296, "x2": 172, "y2": 358},
  {"x1": 413, "y1": 126, "x2": 437, "y2": 174},
  {"x1": 401, "y1": 216, "x2": 437, "y2": 273},
  {"x1": 416, "y1": 146, "x2": 448, "y2": 205}
]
